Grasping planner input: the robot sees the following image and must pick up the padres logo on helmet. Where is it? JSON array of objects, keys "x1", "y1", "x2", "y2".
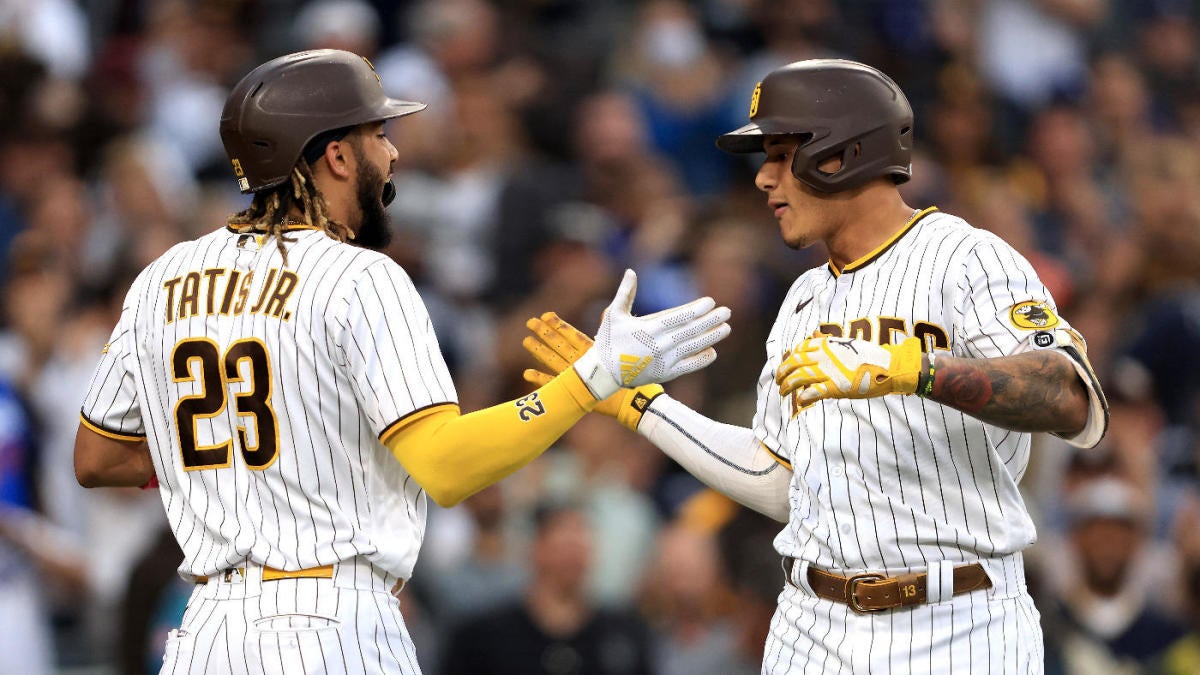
[{"x1": 1009, "y1": 301, "x2": 1060, "y2": 330}]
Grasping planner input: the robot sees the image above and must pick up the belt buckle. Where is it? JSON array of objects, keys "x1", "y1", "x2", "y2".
[{"x1": 847, "y1": 573, "x2": 887, "y2": 614}]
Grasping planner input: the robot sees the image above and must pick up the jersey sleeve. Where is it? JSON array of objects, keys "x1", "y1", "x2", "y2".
[
  {"x1": 951, "y1": 236, "x2": 1108, "y2": 447},
  {"x1": 751, "y1": 281, "x2": 803, "y2": 465},
  {"x1": 338, "y1": 260, "x2": 459, "y2": 439},
  {"x1": 80, "y1": 284, "x2": 146, "y2": 440},
  {"x1": 951, "y1": 237, "x2": 1072, "y2": 358}
]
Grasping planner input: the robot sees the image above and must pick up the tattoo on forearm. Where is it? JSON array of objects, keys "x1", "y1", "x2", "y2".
[{"x1": 929, "y1": 352, "x2": 1087, "y2": 434}]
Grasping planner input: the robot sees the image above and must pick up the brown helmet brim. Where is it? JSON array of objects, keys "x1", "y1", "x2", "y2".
[
  {"x1": 716, "y1": 119, "x2": 804, "y2": 154},
  {"x1": 373, "y1": 99, "x2": 427, "y2": 121}
]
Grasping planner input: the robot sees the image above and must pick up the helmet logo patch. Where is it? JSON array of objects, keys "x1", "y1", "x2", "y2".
[
  {"x1": 749, "y1": 81, "x2": 762, "y2": 118},
  {"x1": 1009, "y1": 301, "x2": 1059, "y2": 330}
]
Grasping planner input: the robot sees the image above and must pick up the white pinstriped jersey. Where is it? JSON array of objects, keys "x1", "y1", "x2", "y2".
[
  {"x1": 81, "y1": 226, "x2": 456, "y2": 580},
  {"x1": 754, "y1": 207, "x2": 1067, "y2": 572}
]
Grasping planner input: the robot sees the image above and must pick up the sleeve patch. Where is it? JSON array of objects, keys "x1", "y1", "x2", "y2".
[
  {"x1": 1031, "y1": 331, "x2": 1055, "y2": 349},
  {"x1": 1009, "y1": 301, "x2": 1059, "y2": 330}
]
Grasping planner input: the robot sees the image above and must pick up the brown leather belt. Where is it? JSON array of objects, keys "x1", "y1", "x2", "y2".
[{"x1": 784, "y1": 556, "x2": 992, "y2": 614}]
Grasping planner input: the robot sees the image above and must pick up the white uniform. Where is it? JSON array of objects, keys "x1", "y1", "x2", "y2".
[
  {"x1": 755, "y1": 208, "x2": 1072, "y2": 674},
  {"x1": 80, "y1": 225, "x2": 457, "y2": 674}
]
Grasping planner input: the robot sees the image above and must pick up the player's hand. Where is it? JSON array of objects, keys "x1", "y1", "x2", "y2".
[
  {"x1": 523, "y1": 312, "x2": 664, "y2": 430},
  {"x1": 776, "y1": 336, "x2": 923, "y2": 403},
  {"x1": 570, "y1": 269, "x2": 732, "y2": 400}
]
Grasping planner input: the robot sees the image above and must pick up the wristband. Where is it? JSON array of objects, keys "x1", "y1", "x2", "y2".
[
  {"x1": 572, "y1": 347, "x2": 621, "y2": 400},
  {"x1": 918, "y1": 352, "x2": 937, "y2": 398}
]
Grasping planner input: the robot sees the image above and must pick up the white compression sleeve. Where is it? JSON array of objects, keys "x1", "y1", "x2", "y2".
[{"x1": 637, "y1": 395, "x2": 790, "y2": 522}]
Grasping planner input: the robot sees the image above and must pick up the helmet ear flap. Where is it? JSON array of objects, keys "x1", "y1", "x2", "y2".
[{"x1": 789, "y1": 141, "x2": 859, "y2": 184}]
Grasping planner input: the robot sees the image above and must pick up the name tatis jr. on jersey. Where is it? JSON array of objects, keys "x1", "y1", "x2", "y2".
[{"x1": 162, "y1": 266, "x2": 299, "y2": 324}]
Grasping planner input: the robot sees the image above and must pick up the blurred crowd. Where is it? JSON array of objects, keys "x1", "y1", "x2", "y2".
[{"x1": 2, "y1": 0, "x2": 1200, "y2": 673}]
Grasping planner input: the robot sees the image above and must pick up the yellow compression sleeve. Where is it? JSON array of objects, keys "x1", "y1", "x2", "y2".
[{"x1": 383, "y1": 368, "x2": 598, "y2": 507}]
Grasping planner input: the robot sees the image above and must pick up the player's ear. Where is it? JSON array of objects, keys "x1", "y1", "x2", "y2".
[{"x1": 322, "y1": 140, "x2": 352, "y2": 179}]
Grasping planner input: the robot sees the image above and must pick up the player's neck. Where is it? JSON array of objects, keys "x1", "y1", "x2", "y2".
[
  {"x1": 825, "y1": 187, "x2": 915, "y2": 272},
  {"x1": 308, "y1": 170, "x2": 359, "y2": 235}
]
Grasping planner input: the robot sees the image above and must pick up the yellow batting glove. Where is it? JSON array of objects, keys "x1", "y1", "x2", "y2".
[
  {"x1": 522, "y1": 312, "x2": 664, "y2": 431},
  {"x1": 776, "y1": 336, "x2": 922, "y2": 404}
]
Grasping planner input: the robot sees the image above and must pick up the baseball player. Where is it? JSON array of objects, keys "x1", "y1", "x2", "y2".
[
  {"x1": 523, "y1": 59, "x2": 1109, "y2": 674},
  {"x1": 72, "y1": 49, "x2": 730, "y2": 675}
]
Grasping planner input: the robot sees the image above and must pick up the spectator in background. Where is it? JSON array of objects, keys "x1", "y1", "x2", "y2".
[
  {"x1": 1160, "y1": 559, "x2": 1200, "y2": 675},
  {"x1": 517, "y1": 415, "x2": 663, "y2": 607},
  {"x1": 417, "y1": 484, "x2": 527, "y2": 633},
  {"x1": 1, "y1": 232, "x2": 167, "y2": 663},
  {"x1": 1129, "y1": 1, "x2": 1200, "y2": 126},
  {"x1": 0, "y1": 376, "x2": 54, "y2": 675},
  {"x1": 0, "y1": 0, "x2": 90, "y2": 81},
  {"x1": 1046, "y1": 477, "x2": 1187, "y2": 672},
  {"x1": 679, "y1": 218, "x2": 775, "y2": 425},
  {"x1": 441, "y1": 501, "x2": 653, "y2": 675},
  {"x1": 977, "y1": 0, "x2": 1107, "y2": 116},
  {"x1": 716, "y1": 506, "x2": 786, "y2": 675},
  {"x1": 294, "y1": 0, "x2": 381, "y2": 56},
  {"x1": 617, "y1": 0, "x2": 734, "y2": 198},
  {"x1": 640, "y1": 521, "x2": 740, "y2": 675},
  {"x1": 138, "y1": 1, "x2": 251, "y2": 178}
]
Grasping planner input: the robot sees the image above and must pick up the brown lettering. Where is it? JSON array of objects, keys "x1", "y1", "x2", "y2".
[
  {"x1": 203, "y1": 268, "x2": 225, "y2": 314},
  {"x1": 263, "y1": 271, "x2": 298, "y2": 319},
  {"x1": 179, "y1": 272, "x2": 201, "y2": 319},
  {"x1": 249, "y1": 269, "x2": 277, "y2": 314},
  {"x1": 163, "y1": 277, "x2": 182, "y2": 323}
]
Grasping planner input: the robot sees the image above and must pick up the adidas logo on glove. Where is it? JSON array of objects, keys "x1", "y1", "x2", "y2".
[{"x1": 620, "y1": 354, "x2": 653, "y2": 385}]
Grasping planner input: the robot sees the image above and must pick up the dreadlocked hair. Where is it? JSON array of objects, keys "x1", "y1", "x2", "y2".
[{"x1": 226, "y1": 162, "x2": 354, "y2": 264}]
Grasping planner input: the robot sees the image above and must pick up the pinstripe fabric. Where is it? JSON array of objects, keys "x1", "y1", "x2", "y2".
[
  {"x1": 163, "y1": 565, "x2": 420, "y2": 674},
  {"x1": 79, "y1": 227, "x2": 451, "y2": 673},
  {"x1": 763, "y1": 581, "x2": 1043, "y2": 674},
  {"x1": 754, "y1": 210, "x2": 1062, "y2": 670}
]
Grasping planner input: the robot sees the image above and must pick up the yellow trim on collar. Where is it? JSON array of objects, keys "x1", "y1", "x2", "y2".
[{"x1": 831, "y1": 206, "x2": 939, "y2": 276}]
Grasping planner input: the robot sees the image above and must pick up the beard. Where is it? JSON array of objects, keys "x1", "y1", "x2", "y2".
[{"x1": 352, "y1": 158, "x2": 394, "y2": 251}]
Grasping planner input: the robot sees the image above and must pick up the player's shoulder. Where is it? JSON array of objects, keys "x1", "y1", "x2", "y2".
[
  {"x1": 136, "y1": 228, "x2": 225, "y2": 280},
  {"x1": 915, "y1": 209, "x2": 1021, "y2": 259},
  {"x1": 320, "y1": 238, "x2": 412, "y2": 281}
]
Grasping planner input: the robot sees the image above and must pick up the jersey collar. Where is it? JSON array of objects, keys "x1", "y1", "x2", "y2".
[
  {"x1": 224, "y1": 223, "x2": 324, "y2": 235},
  {"x1": 827, "y1": 206, "x2": 938, "y2": 278}
]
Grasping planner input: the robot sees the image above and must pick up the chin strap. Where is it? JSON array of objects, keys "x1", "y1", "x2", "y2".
[{"x1": 382, "y1": 181, "x2": 396, "y2": 206}]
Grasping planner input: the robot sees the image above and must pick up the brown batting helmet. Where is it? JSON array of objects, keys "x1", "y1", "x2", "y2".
[
  {"x1": 220, "y1": 49, "x2": 426, "y2": 193},
  {"x1": 717, "y1": 59, "x2": 913, "y2": 193}
]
